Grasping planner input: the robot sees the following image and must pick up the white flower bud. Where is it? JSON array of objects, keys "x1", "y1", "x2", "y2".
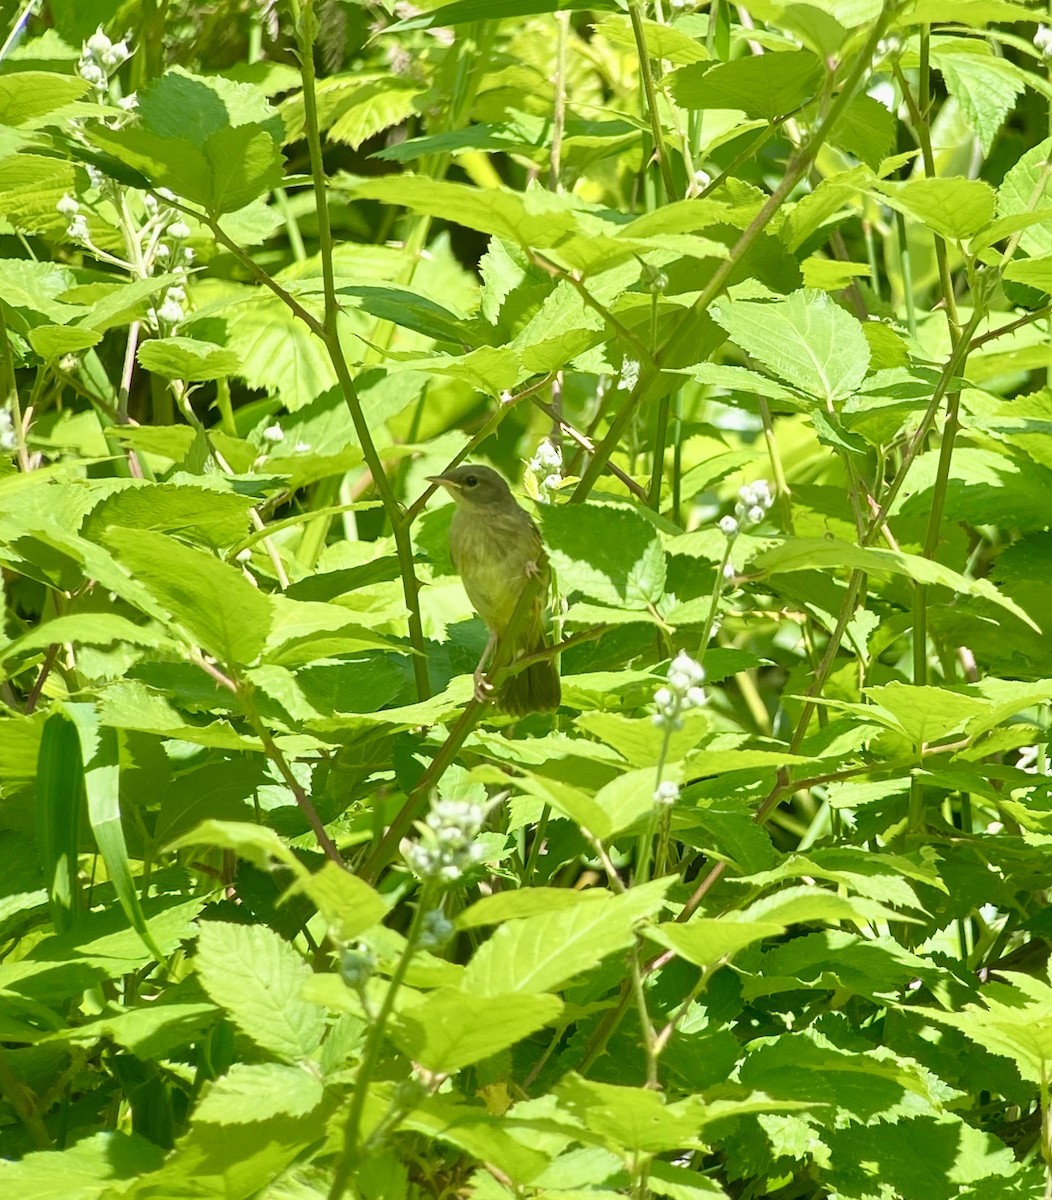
[
  {"x1": 157, "y1": 296, "x2": 184, "y2": 324},
  {"x1": 654, "y1": 780, "x2": 680, "y2": 807},
  {"x1": 86, "y1": 29, "x2": 112, "y2": 57},
  {"x1": 67, "y1": 214, "x2": 90, "y2": 242},
  {"x1": 262, "y1": 424, "x2": 284, "y2": 443},
  {"x1": 79, "y1": 61, "x2": 107, "y2": 87},
  {"x1": 719, "y1": 515, "x2": 738, "y2": 537},
  {"x1": 167, "y1": 220, "x2": 191, "y2": 240},
  {"x1": 57, "y1": 193, "x2": 80, "y2": 216}
]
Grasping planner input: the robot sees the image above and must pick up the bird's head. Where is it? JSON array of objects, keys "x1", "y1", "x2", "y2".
[{"x1": 427, "y1": 464, "x2": 516, "y2": 509}]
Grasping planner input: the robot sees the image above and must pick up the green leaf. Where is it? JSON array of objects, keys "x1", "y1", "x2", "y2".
[
  {"x1": 0, "y1": 152, "x2": 77, "y2": 238},
  {"x1": 461, "y1": 881, "x2": 670, "y2": 997},
  {"x1": 829, "y1": 94, "x2": 895, "y2": 171},
  {"x1": 0, "y1": 1132, "x2": 164, "y2": 1200},
  {"x1": 166, "y1": 819, "x2": 308, "y2": 875},
  {"x1": 1003, "y1": 256, "x2": 1052, "y2": 294},
  {"x1": 0, "y1": 72, "x2": 90, "y2": 126},
  {"x1": 934, "y1": 46, "x2": 1025, "y2": 154},
  {"x1": 195, "y1": 921, "x2": 326, "y2": 1061},
  {"x1": 875, "y1": 177, "x2": 996, "y2": 241},
  {"x1": 456, "y1": 887, "x2": 611, "y2": 929},
  {"x1": 711, "y1": 289, "x2": 870, "y2": 404},
  {"x1": 997, "y1": 136, "x2": 1052, "y2": 257},
  {"x1": 137, "y1": 336, "x2": 242, "y2": 381},
  {"x1": 755, "y1": 537, "x2": 1038, "y2": 630},
  {"x1": 35, "y1": 712, "x2": 83, "y2": 936},
  {"x1": 593, "y1": 15, "x2": 709, "y2": 66},
  {"x1": 82, "y1": 481, "x2": 255, "y2": 550},
  {"x1": 669, "y1": 50, "x2": 824, "y2": 120},
  {"x1": 0, "y1": 612, "x2": 172, "y2": 675},
  {"x1": 63, "y1": 703, "x2": 166, "y2": 962},
  {"x1": 86, "y1": 69, "x2": 284, "y2": 213},
  {"x1": 389, "y1": 989, "x2": 562, "y2": 1072},
  {"x1": 554, "y1": 1073, "x2": 705, "y2": 1154},
  {"x1": 194, "y1": 1062, "x2": 325, "y2": 1123},
  {"x1": 646, "y1": 917, "x2": 786, "y2": 966},
  {"x1": 537, "y1": 502, "x2": 666, "y2": 608},
  {"x1": 346, "y1": 175, "x2": 615, "y2": 255},
  {"x1": 103, "y1": 527, "x2": 272, "y2": 665},
  {"x1": 294, "y1": 862, "x2": 388, "y2": 941},
  {"x1": 28, "y1": 325, "x2": 102, "y2": 358}
]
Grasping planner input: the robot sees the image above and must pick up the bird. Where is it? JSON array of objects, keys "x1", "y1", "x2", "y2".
[{"x1": 427, "y1": 463, "x2": 561, "y2": 717}]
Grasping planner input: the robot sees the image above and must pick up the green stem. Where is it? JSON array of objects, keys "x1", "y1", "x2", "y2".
[
  {"x1": 629, "y1": 0, "x2": 676, "y2": 201},
  {"x1": 696, "y1": 538, "x2": 734, "y2": 662},
  {"x1": 647, "y1": 393, "x2": 670, "y2": 510},
  {"x1": 327, "y1": 884, "x2": 436, "y2": 1200}
]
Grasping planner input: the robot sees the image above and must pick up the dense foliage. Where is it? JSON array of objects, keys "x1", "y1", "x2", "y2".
[{"x1": 3, "y1": 0, "x2": 1052, "y2": 1196}]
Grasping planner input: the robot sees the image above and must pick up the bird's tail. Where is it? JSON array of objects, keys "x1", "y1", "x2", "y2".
[{"x1": 497, "y1": 621, "x2": 560, "y2": 717}]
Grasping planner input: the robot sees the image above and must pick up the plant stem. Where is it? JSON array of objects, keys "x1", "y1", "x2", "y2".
[
  {"x1": 327, "y1": 883, "x2": 435, "y2": 1199},
  {"x1": 629, "y1": 0, "x2": 676, "y2": 201}
]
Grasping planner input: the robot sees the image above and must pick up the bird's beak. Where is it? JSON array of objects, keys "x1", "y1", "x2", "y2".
[{"x1": 427, "y1": 474, "x2": 461, "y2": 491}]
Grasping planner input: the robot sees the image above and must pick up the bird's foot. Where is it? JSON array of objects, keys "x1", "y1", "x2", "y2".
[
  {"x1": 524, "y1": 559, "x2": 541, "y2": 579},
  {"x1": 473, "y1": 670, "x2": 495, "y2": 704}
]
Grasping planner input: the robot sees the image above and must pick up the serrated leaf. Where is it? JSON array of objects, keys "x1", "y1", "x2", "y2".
[
  {"x1": 537, "y1": 502, "x2": 666, "y2": 608},
  {"x1": 0, "y1": 71, "x2": 90, "y2": 126},
  {"x1": 998, "y1": 136, "x2": 1052, "y2": 257},
  {"x1": 711, "y1": 289, "x2": 870, "y2": 404},
  {"x1": 294, "y1": 862, "x2": 388, "y2": 941},
  {"x1": 28, "y1": 325, "x2": 102, "y2": 358},
  {"x1": 462, "y1": 882, "x2": 669, "y2": 997},
  {"x1": 86, "y1": 69, "x2": 284, "y2": 213},
  {"x1": 195, "y1": 1062, "x2": 325, "y2": 1123},
  {"x1": 0, "y1": 1132, "x2": 164, "y2": 1200},
  {"x1": 389, "y1": 989, "x2": 562, "y2": 1072},
  {"x1": 137, "y1": 336, "x2": 241, "y2": 381},
  {"x1": 670, "y1": 50, "x2": 824, "y2": 120},
  {"x1": 196, "y1": 921, "x2": 326, "y2": 1061},
  {"x1": 103, "y1": 527, "x2": 272, "y2": 664},
  {"x1": 755, "y1": 537, "x2": 1037, "y2": 630},
  {"x1": 647, "y1": 918, "x2": 786, "y2": 966},
  {"x1": 875, "y1": 177, "x2": 996, "y2": 241}
]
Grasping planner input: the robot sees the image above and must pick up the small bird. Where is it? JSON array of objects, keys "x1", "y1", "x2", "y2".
[{"x1": 427, "y1": 464, "x2": 561, "y2": 717}]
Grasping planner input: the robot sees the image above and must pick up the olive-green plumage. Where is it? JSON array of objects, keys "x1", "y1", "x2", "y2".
[{"x1": 429, "y1": 464, "x2": 560, "y2": 717}]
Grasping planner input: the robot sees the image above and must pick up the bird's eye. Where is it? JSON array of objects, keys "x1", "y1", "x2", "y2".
[{"x1": 464, "y1": 475, "x2": 478, "y2": 487}]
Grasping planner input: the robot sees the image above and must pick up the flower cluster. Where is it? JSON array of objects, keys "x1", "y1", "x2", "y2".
[
  {"x1": 719, "y1": 479, "x2": 774, "y2": 541},
  {"x1": 527, "y1": 437, "x2": 563, "y2": 504},
  {"x1": 652, "y1": 650, "x2": 706, "y2": 732},
  {"x1": 404, "y1": 796, "x2": 486, "y2": 884},
  {"x1": 57, "y1": 192, "x2": 90, "y2": 244},
  {"x1": 78, "y1": 27, "x2": 130, "y2": 92}
]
